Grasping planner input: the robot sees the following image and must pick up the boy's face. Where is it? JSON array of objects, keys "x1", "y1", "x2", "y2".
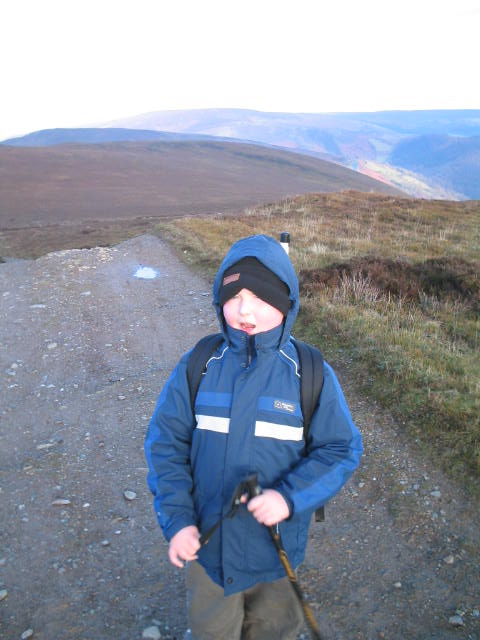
[{"x1": 222, "y1": 288, "x2": 284, "y2": 335}]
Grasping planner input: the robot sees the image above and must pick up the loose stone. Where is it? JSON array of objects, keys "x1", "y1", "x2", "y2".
[
  {"x1": 36, "y1": 443, "x2": 55, "y2": 450},
  {"x1": 123, "y1": 490, "x2": 137, "y2": 501},
  {"x1": 448, "y1": 614, "x2": 464, "y2": 627},
  {"x1": 142, "y1": 626, "x2": 161, "y2": 639}
]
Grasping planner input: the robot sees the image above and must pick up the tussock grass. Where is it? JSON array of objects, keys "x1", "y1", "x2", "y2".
[{"x1": 157, "y1": 191, "x2": 480, "y2": 493}]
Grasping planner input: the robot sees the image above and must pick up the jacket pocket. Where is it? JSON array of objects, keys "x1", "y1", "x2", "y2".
[
  {"x1": 281, "y1": 514, "x2": 310, "y2": 567},
  {"x1": 245, "y1": 517, "x2": 283, "y2": 572}
]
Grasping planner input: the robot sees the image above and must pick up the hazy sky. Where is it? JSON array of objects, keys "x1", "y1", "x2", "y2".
[{"x1": 1, "y1": 0, "x2": 479, "y2": 141}]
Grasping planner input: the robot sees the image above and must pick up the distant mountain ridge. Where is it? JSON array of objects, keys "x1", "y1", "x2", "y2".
[
  {"x1": 101, "y1": 108, "x2": 480, "y2": 199},
  {"x1": 0, "y1": 127, "x2": 234, "y2": 147},
  {"x1": 388, "y1": 134, "x2": 480, "y2": 199}
]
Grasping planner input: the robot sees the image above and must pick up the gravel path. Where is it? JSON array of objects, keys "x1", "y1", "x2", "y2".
[{"x1": 0, "y1": 234, "x2": 478, "y2": 640}]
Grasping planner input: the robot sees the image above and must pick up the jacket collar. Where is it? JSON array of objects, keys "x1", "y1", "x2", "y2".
[{"x1": 225, "y1": 323, "x2": 285, "y2": 353}]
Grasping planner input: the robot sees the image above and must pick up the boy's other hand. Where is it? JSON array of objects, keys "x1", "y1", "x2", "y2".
[
  {"x1": 246, "y1": 489, "x2": 290, "y2": 526},
  {"x1": 168, "y1": 525, "x2": 201, "y2": 568}
]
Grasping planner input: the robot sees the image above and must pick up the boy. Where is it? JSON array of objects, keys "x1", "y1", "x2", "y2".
[{"x1": 145, "y1": 234, "x2": 363, "y2": 639}]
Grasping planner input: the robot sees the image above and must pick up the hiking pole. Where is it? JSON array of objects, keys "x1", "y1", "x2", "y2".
[
  {"x1": 243, "y1": 474, "x2": 325, "y2": 640},
  {"x1": 199, "y1": 475, "x2": 325, "y2": 639},
  {"x1": 280, "y1": 231, "x2": 290, "y2": 255}
]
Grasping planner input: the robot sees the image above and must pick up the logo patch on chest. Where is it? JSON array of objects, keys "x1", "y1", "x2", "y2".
[{"x1": 273, "y1": 399, "x2": 296, "y2": 414}]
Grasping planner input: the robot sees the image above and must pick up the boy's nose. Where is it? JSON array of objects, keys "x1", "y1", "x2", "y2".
[{"x1": 239, "y1": 302, "x2": 252, "y2": 317}]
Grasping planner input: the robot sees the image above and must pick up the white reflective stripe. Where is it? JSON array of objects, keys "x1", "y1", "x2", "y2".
[
  {"x1": 254, "y1": 421, "x2": 304, "y2": 441},
  {"x1": 195, "y1": 415, "x2": 230, "y2": 434},
  {"x1": 205, "y1": 345, "x2": 229, "y2": 368},
  {"x1": 280, "y1": 349, "x2": 300, "y2": 378}
]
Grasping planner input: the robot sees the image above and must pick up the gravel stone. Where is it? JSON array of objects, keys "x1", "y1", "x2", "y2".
[
  {"x1": 448, "y1": 615, "x2": 465, "y2": 627},
  {"x1": 142, "y1": 626, "x2": 162, "y2": 639}
]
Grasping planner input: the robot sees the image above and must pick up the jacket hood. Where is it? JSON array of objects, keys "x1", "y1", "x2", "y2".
[{"x1": 213, "y1": 234, "x2": 299, "y2": 343}]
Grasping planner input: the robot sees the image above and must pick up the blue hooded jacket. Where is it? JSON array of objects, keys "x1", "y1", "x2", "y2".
[{"x1": 145, "y1": 234, "x2": 363, "y2": 595}]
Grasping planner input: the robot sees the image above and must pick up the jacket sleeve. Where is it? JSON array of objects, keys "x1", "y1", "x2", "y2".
[
  {"x1": 273, "y1": 361, "x2": 363, "y2": 515},
  {"x1": 144, "y1": 353, "x2": 197, "y2": 541}
]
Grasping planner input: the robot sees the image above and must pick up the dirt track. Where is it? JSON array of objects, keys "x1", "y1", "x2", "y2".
[{"x1": 0, "y1": 235, "x2": 478, "y2": 639}]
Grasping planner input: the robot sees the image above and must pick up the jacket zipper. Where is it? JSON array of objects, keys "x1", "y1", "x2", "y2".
[{"x1": 246, "y1": 335, "x2": 256, "y2": 368}]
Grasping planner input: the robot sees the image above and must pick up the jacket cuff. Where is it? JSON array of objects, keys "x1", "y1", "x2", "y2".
[
  {"x1": 163, "y1": 515, "x2": 197, "y2": 542},
  {"x1": 272, "y1": 485, "x2": 294, "y2": 519}
]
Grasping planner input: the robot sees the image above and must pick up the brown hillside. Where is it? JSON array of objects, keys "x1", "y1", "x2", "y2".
[{"x1": 0, "y1": 140, "x2": 401, "y2": 229}]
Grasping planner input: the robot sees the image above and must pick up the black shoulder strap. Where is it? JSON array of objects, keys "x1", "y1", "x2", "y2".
[
  {"x1": 294, "y1": 339, "x2": 326, "y2": 523},
  {"x1": 186, "y1": 333, "x2": 224, "y2": 417},
  {"x1": 294, "y1": 339, "x2": 324, "y2": 440}
]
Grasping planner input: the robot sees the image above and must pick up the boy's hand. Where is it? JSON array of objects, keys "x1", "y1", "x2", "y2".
[
  {"x1": 246, "y1": 489, "x2": 290, "y2": 526},
  {"x1": 168, "y1": 525, "x2": 201, "y2": 568}
]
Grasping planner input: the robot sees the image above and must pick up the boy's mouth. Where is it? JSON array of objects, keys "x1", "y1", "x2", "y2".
[{"x1": 240, "y1": 322, "x2": 256, "y2": 334}]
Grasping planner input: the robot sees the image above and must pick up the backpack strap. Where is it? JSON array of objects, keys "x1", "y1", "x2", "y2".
[
  {"x1": 293, "y1": 339, "x2": 326, "y2": 522},
  {"x1": 293, "y1": 339, "x2": 324, "y2": 441},
  {"x1": 186, "y1": 333, "x2": 224, "y2": 417}
]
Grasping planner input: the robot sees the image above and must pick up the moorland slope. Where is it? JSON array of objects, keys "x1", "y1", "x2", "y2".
[{"x1": 0, "y1": 138, "x2": 400, "y2": 230}]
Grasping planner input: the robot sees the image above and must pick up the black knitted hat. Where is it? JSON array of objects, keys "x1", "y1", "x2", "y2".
[{"x1": 218, "y1": 257, "x2": 290, "y2": 316}]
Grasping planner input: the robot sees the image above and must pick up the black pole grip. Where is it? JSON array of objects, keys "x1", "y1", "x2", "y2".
[{"x1": 244, "y1": 473, "x2": 262, "y2": 499}]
